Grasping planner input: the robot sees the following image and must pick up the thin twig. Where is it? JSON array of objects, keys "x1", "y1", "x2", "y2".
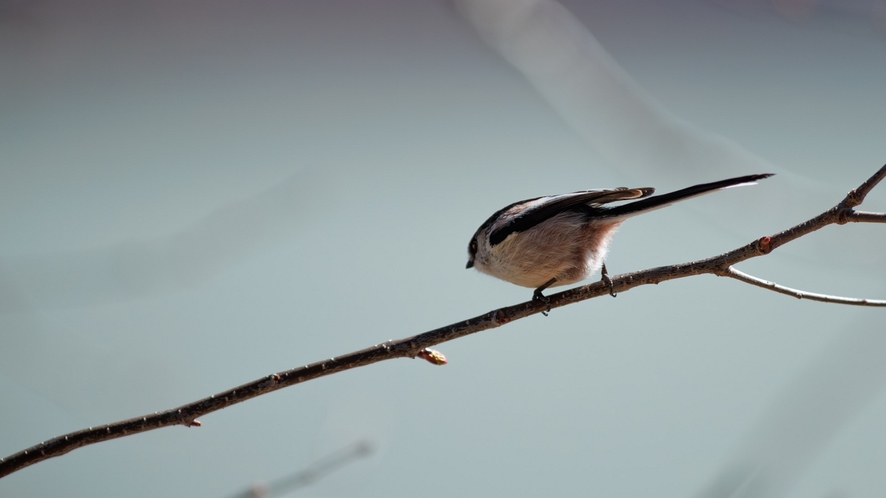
[
  {"x1": 723, "y1": 267, "x2": 886, "y2": 307},
  {"x1": 842, "y1": 163, "x2": 886, "y2": 207},
  {"x1": 845, "y1": 211, "x2": 886, "y2": 223},
  {"x1": 225, "y1": 441, "x2": 374, "y2": 498},
  {"x1": 2, "y1": 164, "x2": 885, "y2": 479}
]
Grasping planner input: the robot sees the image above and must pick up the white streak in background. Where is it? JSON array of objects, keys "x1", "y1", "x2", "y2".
[
  {"x1": 0, "y1": 171, "x2": 327, "y2": 312},
  {"x1": 694, "y1": 326, "x2": 886, "y2": 498},
  {"x1": 454, "y1": 0, "x2": 773, "y2": 182}
]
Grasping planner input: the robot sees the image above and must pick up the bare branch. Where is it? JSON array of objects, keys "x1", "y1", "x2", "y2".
[
  {"x1": 723, "y1": 267, "x2": 886, "y2": 307},
  {"x1": 2, "y1": 164, "x2": 885, "y2": 479},
  {"x1": 841, "y1": 163, "x2": 886, "y2": 207},
  {"x1": 845, "y1": 211, "x2": 886, "y2": 223}
]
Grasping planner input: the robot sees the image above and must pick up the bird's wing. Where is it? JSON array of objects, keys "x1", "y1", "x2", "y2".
[{"x1": 488, "y1": 187, "x2": 653, "y2": 246}]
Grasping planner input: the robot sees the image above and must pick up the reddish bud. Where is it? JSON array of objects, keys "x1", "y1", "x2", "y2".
[{"x1": 417, "y1": 349, "x2": 448, "y2": 365}]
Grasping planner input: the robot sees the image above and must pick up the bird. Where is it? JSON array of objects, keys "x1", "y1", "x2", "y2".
[{"x1": 465, "y1": 173, "x2": 773, "y2": 301}]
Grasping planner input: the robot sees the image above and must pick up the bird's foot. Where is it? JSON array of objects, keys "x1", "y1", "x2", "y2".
[
  {"x1": 601, "y1": 263, "x2": 617, "y2": 298},
  {"x1": 533, "y1": 288, "x2": 552, "y2": 316}
]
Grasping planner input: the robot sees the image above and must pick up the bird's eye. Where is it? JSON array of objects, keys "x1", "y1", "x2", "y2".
[{"x1": 469, "y1": 240, "x2": 478, "y2": 255}]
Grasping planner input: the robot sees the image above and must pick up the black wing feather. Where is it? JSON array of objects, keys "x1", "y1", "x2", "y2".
[{"x1": 488, "y1": 188, "x2": 653, "y2": 246}]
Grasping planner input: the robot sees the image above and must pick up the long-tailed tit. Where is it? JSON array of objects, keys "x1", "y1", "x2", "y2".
[{"x1": 466, "y1": 174, "x2": 773, "y2": 300}]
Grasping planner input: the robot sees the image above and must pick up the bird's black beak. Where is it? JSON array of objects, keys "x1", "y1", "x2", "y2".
[{"x1": 465, "y1": 260, "x2": 474, "y2": 269}]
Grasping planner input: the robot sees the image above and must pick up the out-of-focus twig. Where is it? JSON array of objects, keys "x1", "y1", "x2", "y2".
[{"x1": 226, "y1": 441, "x2": 374, "y2": 498}]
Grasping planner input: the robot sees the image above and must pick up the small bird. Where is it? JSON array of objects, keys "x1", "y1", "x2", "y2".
[{"x1": 466, "y1": 174, "x2": 773, "y2": 300}]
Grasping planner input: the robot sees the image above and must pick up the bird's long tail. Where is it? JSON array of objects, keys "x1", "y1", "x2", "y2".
[{"x1": 601, "y1": 173, "x2": 773, "y2": 219}]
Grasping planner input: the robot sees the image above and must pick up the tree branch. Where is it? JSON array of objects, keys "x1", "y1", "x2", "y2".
[
  {"x1": 2, "y1": 164, "x2": 885, "y2": 479},
  {"x1": 722, "y1": 266, "x2": 886, "y2": 307},
  {"x1": 845, "y1": 211, "x2": 886, "y2": 223}
]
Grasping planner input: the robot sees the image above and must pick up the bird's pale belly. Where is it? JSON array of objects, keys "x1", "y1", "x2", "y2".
[{"x1": 486, "y1": 219, "x2": 621, "y2": 288}]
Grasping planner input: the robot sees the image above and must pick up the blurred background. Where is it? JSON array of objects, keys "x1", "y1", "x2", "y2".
[{"x1": 1, "y1": 0, "x2": 885, "y2": 496}]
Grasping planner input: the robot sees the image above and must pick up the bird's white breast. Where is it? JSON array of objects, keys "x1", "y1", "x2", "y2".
[{"x1": 478, "y1": 212, "x2": 623, "y2": 288}]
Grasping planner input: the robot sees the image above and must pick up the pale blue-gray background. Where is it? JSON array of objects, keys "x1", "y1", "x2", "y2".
[{"x1": 1, "y1": 0, "x2": 885, "y2": 496}]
